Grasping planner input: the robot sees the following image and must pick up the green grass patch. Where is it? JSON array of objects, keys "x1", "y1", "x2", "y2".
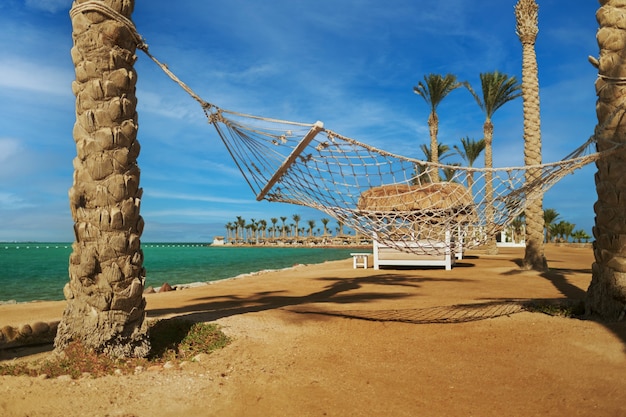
[{"x1": 0, "y1": 319, "x2": 230, "y2": 379}]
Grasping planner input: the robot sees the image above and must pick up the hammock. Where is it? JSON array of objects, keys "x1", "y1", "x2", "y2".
[
  {"x1": 201, "y1": 105, "x2": 601, "y2": 253},
  {"x1": 71, "y1": 1, "x2": 617, "y2": 255}
]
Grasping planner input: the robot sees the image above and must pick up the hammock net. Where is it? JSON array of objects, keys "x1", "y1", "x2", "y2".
[{"x1": 203, "y1": 105, "x2": 600, "y2": 254}]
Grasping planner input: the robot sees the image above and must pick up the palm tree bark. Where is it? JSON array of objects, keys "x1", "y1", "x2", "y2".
[
  {"x1": 55, "y1": 0, "x2": 149, "y2": 357},
  {"x1": 428, "y1": 112, "x2": 440, "y2": 182},
  {"x1": 516, "y1": 0, "x2": 547, "y2": 271},
  {"x1": 586, "y1": 0, "x2": 626, "y2": 319},
  {"x1": 483, "y1": 120, "x2": 498, "y2": 255}
]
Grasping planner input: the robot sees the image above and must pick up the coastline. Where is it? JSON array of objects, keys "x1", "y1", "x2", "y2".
[{"x1": 0, "y1": 244, "x2": 365, "y2": 304}]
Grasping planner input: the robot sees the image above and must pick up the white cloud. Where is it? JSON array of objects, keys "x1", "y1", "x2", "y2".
[
  {"x1": 145, "y1": 190, "x2": 253, "y2": 205},
  {"x1": 25, "y1": 0, "x2": 68, "y2": 13},
  {"x1": 0, "y1": 57, "x2": 72, "y2": 96}
]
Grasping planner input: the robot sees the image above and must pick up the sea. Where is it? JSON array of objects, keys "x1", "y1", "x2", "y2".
[{"x1": 0, "y1": 243, "x2": 357, "y2": 304}]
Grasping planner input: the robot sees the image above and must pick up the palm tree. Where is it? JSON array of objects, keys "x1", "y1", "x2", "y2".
[
  {"x1": 442, "y1": 163, "x2": 461, "y2": 182},
  {"x1": 587, "y1": 1, "x2": 626, "y2": 319},
  {"x1": 307, "y1": 220, "x2": 316, "y2": 239},
  {"x1": 572, "y1": 229, "x2": 591, "y2": 243},
  {"x1": 321, "y1": 218, "x2": 330, "y2": 237},
  {"x1": 280, "y1": 216, "x2": 287, "y2": 239},
  {"x1": 417, "y1": 143, "x2": 452, "y2": 183},
  {"x1": 471, "y1": 71, "x2": 522, "y2": 255},
  {"x1": 270, "y1": 217, "x2": 278, "y2": 239},
  {"x1": 225, "y1": 222, "x2": 233, "y2": 243},
  {"x1": 516, "y1": 0, "x2": 546, "y2": 271},
  {"x1": 453, "y1": 136, "x2": 485, "y2": 193},
  {"x1": 292, "y1": 214, "x2": 301, "y2": 239},
  {"x1": 236, "y1": 216, "x2": 246, "y2": 244},
  {"x1": 413, "y1": 73, "x2": 467, "y2": 182},
  {"x1": 55, "y1": 0, "x2": 150, "y2": 358},
  {"x1": 258, "y1": 219, "x2": 267, "y2": 243},
  {"x1": 543, "y1": 208, "x2": 560, "y2": 243}
]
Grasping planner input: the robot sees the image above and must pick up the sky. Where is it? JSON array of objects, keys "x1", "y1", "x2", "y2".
[{"x1": 0, "y1": 0, "x2": 601, "y2": 242}]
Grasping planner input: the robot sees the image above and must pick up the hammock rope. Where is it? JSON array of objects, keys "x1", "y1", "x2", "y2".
[{"x1": 71, "y1": 1, "x2": 625, "y2": 254}]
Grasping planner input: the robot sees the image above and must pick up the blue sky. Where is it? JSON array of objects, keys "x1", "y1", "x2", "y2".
[{"x1": 0, "y1": 0, "x2": 600, "y2": 242}]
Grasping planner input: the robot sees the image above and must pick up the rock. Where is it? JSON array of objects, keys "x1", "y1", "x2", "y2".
[
  {"x1": 143, "y1": 286, "x2": 155, "y2": 294},
  {"x1": 159, "y1": 283, "x2": 173, "y2": 293}
]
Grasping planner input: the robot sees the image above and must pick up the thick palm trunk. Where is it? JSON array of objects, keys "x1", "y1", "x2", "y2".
[
  {"x1": 55, "y1": 0, "x2": 149, "y2": 357},
  {"x1": 516, "y1": 0, "x2": 547, "y2": 271},
  {"x1": 483, "y1": 120, "x2": 498, "y2": 255},
  {"x1": 586, "y1": 1, "x2": 626, "y2": 319}
]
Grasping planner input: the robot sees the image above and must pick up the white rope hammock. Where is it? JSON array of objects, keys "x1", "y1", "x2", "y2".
[
  {"x1": 202, "y1": 105, "x2": 604, "y2": 253},
  {"x1": 72, "y1": 1, "x2": 619, "y2": 254}
]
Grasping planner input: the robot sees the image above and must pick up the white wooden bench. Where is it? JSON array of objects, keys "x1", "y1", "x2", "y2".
[{"x1": 373, "y1": 230, "x2": 455, "y2": 270}]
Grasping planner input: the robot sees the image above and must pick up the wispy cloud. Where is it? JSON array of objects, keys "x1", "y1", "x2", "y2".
[
  {"x1": 0, "y1": 57, "x2": 72, "y2": 96},
  {"x1": 25, "y1": 0, "x2": 68, "y2": 13}
]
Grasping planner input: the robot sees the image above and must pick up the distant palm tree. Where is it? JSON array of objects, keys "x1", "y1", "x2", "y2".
[
  {"x1": 453, "y1": 136, "x2": 485, "y2": 193},
  {"x1": 417, "y1": 143, "x2": 451, "y2": 183},
  {"x1": 225, "y1": 222, "x2": 233, "y2": 243},
  {"x1": 258, "y1": 219, "x2": 267, "y2": 241},
  {"x1": 270, "y1": 217, "x2": 278, "y2": 239},
  {"x1": 236, "y1": 216, "x2": 246, "y2": 243},
  {"x1": 516, "y1": 0, "x2": 546, "y2": 271},
  {"x1": 543, "y1": 208, "x2": 560, "y2": 243},
  {"x1": 280, "y1": 216, "x2": 287, "y2": 238},
  {"x1": 414, "y1": 73, "x2": 467, "y2": 182},
  {"x1": 572, "y1": 229, "x2": 591, "y2": 243},
  {"x1": 442, "y1": 163, "x2": 461, "y2": 182},
  {"x1": 307, "y1": 220, "x2": 316, "y2": 238},
  {"x1": 471, "y1": 71, "x2": 522, "y2": 255},
  {"x1": 321, "y1": 218, "x2": 330, "y2": 236},
  {"x1": 292, "y1": 214, "x2": 301, "y2": 239}
]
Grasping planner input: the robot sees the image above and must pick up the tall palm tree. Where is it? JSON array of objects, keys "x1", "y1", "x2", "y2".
[
  {"x1": 586, "y1": 0, "x2": 626, "y2": 319},
  {"x1": 270, "y1": 217, "x2": 278, "y2": 239},
  {"x1": 453, "y1": 136, "x2": 485, "y2": 193},
  {"x1": 472, "y1": 71, "x2": 522, "y2": 255},
  {"x1": 55, "y1": 0, "x2": 150, "y2": 358},
  {"x1": 516, "y1": 0, "x2": 547, "y2": 271},
  {"x1": 413, "y1": 74, "x2": 467, "y2": 182}
]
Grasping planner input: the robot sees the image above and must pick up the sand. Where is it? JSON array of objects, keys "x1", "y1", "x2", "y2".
[{"x1": 0, "y1": 244, "x2": 625, "y2": 417}]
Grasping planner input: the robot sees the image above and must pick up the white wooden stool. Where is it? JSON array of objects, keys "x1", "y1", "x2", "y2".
[{"x1": 350, "y1": 253, "x2": 371, "y2": 269}]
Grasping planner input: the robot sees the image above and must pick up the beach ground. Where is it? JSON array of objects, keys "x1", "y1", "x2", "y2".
[{"x1": 1, "y1": 244, "x2": 625, "y2": 417}]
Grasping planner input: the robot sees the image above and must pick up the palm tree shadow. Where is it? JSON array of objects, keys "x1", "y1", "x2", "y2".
[
  {"x1": 505, "y1": 257, "x2": 626, "y2": 351},
  {"x1": 147, "y1": 273, "x2": 469, "y2": 324}
]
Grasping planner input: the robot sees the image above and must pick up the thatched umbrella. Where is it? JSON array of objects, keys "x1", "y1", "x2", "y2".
[
  {"x1": 357, "y1": 182, "x2": 475, "y2": 242},
  {"x1": 357, "y1": 182, "x2": 474, "y2": 218}
]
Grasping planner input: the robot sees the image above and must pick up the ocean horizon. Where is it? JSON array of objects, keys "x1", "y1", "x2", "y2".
[{"x1": 0, "y1": 242, "x2": 358, "y2": 304}]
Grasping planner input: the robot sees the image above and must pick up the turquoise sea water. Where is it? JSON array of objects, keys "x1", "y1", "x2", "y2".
[{"x1": 0, "y1": 243, "x2": 356, "y2": 303}]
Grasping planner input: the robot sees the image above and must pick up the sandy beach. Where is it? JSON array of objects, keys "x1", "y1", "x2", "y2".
[{"x1": 1, "y1": 244, "x2": 625, "y2": 416}]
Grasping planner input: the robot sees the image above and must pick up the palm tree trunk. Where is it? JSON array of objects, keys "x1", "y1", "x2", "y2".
[
  {"x1": 483, "y1": 119, "x2": 498, "y2": 255},
  {"x1": 516, "y1": 0, "x2": 547, "y2": 271},
  {"x1": 55, "y1": 0, "x2": 149, "y2": 357},
  {"x1": 586, "y1": 1, "x2": 626, "y2": 319},
  {"x1": 428, "y1": 112, "x2": 440, "y2": 182}
]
